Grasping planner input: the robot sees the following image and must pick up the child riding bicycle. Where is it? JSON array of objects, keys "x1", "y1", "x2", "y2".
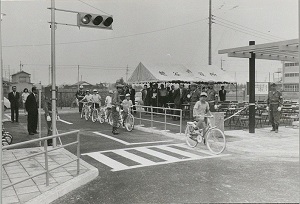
[
  {"x1": 121, "y1": 94, "x2": 133, "y2": 126},
  {"x1": 193, "y1": 92, "x2": 212, "y2": 135}
]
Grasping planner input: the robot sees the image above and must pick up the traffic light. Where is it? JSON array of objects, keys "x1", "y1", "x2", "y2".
[{"x1": 77, "y1": 12, "x2": 113, "y2": 29}]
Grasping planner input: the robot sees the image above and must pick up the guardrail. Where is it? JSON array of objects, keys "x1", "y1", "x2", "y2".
[
  {"x1": 2, "y1": 130, "x2": 80, "y2": 189},
  {"x1": 134, "y1": 105, "x2": 183, "y2": 134}
]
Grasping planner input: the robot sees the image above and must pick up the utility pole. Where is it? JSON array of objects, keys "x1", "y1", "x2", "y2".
[
  {"x1": 50, "y1": 0, "x2": 57, "y2": 147},
  {"x1": 208, "y1": 0, "x2": 212, "y2": 65},
  {"x1": 125, "y1": 65, "x2": 129, "y2": 82},
  {"x1": 220, "y1": 58, "x2": 225, "y2": 70},
  {"x1": 48, "y1": 65, "x2": 51, "y2": 85}
]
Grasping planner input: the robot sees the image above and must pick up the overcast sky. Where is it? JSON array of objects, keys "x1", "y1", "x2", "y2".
[{"x1": 1, "y1": 0, "x2": 298, "y2": 85}]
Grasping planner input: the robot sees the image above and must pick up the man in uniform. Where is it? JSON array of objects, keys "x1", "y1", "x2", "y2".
[
  {"x1": 206, "y1": 81, "x2": 218, "y2": 112},
  {"x1": 111, "y1": 84, "x2": 123, "y2": 135},
  {"x1": 75, "y1": 85, "x2": 85, "y2": 114},
  {"x1": 266, "y1": 83, "x2": 283, "y2": 133}
]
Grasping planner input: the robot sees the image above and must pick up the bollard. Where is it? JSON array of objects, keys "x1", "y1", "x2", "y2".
[{"x1": 151, "y1": 106, "x2": 153, "y2": 129}]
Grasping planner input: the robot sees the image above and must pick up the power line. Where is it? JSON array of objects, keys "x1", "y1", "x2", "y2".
[
  {"x1": 213, "y1": 15, "x2": 284, "y2": 40},
  {"x1": 214, "y1": 21, "x2": 273, "y2": 42},
  {"x1": 213, "y1": 19, "x2": 281, "y2": 41},
  {"x1": 77, "y1": 0, "x2": 111, "y2": 15},
  {"x1": 22, "y1": 63, "x2": 133, "y2": 69},
  {"x1": 3, "y1": 18, "x2": 208, "y2": 48}
]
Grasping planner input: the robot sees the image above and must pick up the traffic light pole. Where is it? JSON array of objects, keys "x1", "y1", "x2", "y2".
[
  {"x1": 51, "y1": 0, "x2": 57, "y2": 147},
  {"x1": 0, "y1": 0, "x2": 3, "y2": 201}
]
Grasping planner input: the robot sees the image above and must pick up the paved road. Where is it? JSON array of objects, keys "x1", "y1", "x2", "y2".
[{"x1": 4, "y1": 112, "x2": 299, "y2": 203}]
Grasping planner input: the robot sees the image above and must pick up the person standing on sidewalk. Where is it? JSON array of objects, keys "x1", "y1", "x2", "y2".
[
  {"x1": 8, "y1": 86, "x2": 20, "y2": 123},
  {"x1": 266, "y1": 83, "x2": 283, "y2": 133},
  {"x1": 25, "y1": 87, "x2": 38, "y2": 135},
  {"x1": 21, "y1": 88, "x2": 30, "y2": 116}
]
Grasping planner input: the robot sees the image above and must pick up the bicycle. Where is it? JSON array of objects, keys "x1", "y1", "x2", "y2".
[
  {"x1": 97, "y1": 106, "x2": 108, "y2": 124},
  {"x1": 84, "y1": 102, "x2": 93, "y2": 121},
  {"x1": 108, "y1": 106, "x2": 134, "y2": 131},
  {"x1": 91, "y1": 103, "x2": 101, "y2": 123},
  {"x1": 185, "y1": 115, "x2": 226, "y2": 154},
  {"x1": 80, "y1": 102, "x2": 88, "y2": 119}
]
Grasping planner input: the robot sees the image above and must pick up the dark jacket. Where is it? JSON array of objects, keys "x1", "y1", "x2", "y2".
[
  {"x1": 173, "y1": 88, "x2": 188, "y2": 106},
  {"x1": 8, "y1": 92, "x2": 20, "y2": 108},
  {"x1": 219, "y1": 89, "x2": 227, "y2": 101},
  {"x1": 25, "y1": 93, "x2": 38, "y2": 113}
]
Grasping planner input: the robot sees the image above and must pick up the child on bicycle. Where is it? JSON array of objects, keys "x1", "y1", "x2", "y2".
[
  {"x1": 80, "y1": 90, "x2": 93, "y2": 104},
  {"x1": 91, "y1": 89, "x2": 101, "y2": 110},
  {"x1": 121, "y1": 94, "x2": 133, "y2": 126},
  {"x1": 193, "y1": 92, "x2": 212, "y2": 134}
]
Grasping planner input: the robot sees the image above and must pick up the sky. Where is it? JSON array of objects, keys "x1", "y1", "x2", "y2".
[{"x1": 0, "y1": 0, "x2": 298, "y2": 85}]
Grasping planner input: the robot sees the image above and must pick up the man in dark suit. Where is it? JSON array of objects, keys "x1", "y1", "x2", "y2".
[
  {"x1": 126, "y1": 85, "x2": 136, "y2": 113},
  {"x1": 173, "y1": 83, "x2": 188, "y2": 120},
  {"x1": 25, "y1": 87, "x2": 38, "y2": 135},
  {"x1": 219, "y1": 85, "x2": 227, "y2": 102},
  {"x1": 142, "y1": 84, "x2": 148, "y2": 106},
  {"x1": 8, "y1": 86, "x2": 20, "y2": 123}
]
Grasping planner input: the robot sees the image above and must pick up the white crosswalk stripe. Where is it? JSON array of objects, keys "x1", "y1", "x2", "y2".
[{"x1": 83, "y1": 144, "x2": 229, "y2": 172}]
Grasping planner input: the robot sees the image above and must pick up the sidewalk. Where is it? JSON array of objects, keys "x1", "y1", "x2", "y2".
[{"x1": 2, "y1": 147, "x2": 98, "y2": 204}]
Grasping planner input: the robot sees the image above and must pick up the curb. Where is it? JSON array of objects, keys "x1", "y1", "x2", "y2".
[
  {"x1": 134, "y1": 125, "x2": 185, "y2": 141},
  {"x1": 26, "y1": 149, "x2": 99, "y2": 204}
]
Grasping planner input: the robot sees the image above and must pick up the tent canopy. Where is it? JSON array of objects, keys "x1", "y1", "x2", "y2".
[{"x1": 128, "y1": 62, "x2": 236, "y2": 84}]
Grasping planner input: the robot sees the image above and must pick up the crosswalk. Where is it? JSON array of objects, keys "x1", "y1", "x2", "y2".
[{"x1": 82, "y1": 144, "x2": 229, "y2": 172}]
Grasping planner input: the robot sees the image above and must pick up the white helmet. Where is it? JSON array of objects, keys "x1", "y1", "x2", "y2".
[
  {"x1": 93, "y1": 89, "x2": 97, "y2": 92},
  {"x1": 79, "y1": 85, "x2": 83, "y2": 89}
]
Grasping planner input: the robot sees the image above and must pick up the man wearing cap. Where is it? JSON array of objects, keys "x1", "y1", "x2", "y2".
[
  {"x1": 111, "y1": 84, "x2": 123, "y2": 135},
  {"x1": 188, "y1": 83, "x2": 201, "y2": 119},
  {"x1": 75, "y1": 85, "x2": 85, "y2": 114},
  {"x1": 207, "y1": 82, "x2": 218, "y2": 112},
  {"x1": 266, "y1": 83, "x2": 283, "y2": 133}
]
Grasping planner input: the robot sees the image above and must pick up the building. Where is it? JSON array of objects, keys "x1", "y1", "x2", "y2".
[
  {"x1": 9, "y1": 71, "x2": 33, "y2": 93},
  {"x1": 282, "y1": 62, "x2": 299, "y2": 100}
]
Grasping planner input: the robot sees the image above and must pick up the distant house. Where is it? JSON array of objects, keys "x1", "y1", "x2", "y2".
[
  {"x1": 63, "y1": 81, "x2": 94, "y2": 90},
  {"x1": 9, "y1": 71, "x2": 33, "y2": 93}
]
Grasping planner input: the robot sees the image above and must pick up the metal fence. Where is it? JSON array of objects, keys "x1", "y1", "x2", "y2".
[
  {"x1": 1, "y1": 130, "x2": 80, "y2": 190},
  {"x1": 134, "y1": 105, "x2": 183, "y2": 134}
]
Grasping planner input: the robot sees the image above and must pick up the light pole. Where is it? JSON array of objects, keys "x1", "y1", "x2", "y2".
[
  {"x1": 0, "y1": 0, "x2": 3, "y2": 202},
  {"x1": 51, "y1": 0, "x2": 57, "y2": 146}
]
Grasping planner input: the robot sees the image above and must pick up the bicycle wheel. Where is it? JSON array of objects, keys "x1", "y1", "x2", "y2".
[
  {"x1": 125, "y1": 114, "x2": 134, "y2": 131},
  {"x1": 206, "y1": 128, "x2": 226, "y2": 154},
  {"x1": 80, "y1": 108, "x2": 85, "y2": 119},
  {"x1": 185, "y1": 125, "x2": 198, "y2": 148},
  {"x1": 85, "y1": 109, "x2": 90, "y2": 121},
  {"x1": 99, "y1": 109, "x2": 105, "y2": 124},
  {"x1": 91, "y1": 109, "x2": 98, "y2": 123},
  {"x1": 108, "y1": 114, "x2": 113, "y2": 126}
]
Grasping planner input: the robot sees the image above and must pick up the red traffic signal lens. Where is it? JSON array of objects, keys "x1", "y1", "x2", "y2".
[
  {"x1": 81, "y1": 14, "x2": 92, "y2": 24},
  {"x1": 93, "y1": 16, "x2": 103, "y2": 25},
  {"x1": 103, "y1": 17, "x2": 113, "y2": 27}
]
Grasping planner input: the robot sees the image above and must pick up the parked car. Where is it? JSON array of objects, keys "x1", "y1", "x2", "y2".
[{"x1": 4, "y1": 97, "x2": 10, "y2": 111}]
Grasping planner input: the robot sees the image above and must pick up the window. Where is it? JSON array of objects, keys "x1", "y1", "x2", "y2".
[
  {"x1": 285, "y1": 73, "x2": 299, "y2": 77},
  {"x1": 19, "y1": 76, "x2": 27, "y2": 83},
  {"x1": 284, "y1": 84, "x2": 299, "y2": 92}
]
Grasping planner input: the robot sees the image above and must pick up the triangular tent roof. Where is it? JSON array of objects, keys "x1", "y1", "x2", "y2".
[{"x1": 128, "y1": 62, "x2": 236, "y2": 84}]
